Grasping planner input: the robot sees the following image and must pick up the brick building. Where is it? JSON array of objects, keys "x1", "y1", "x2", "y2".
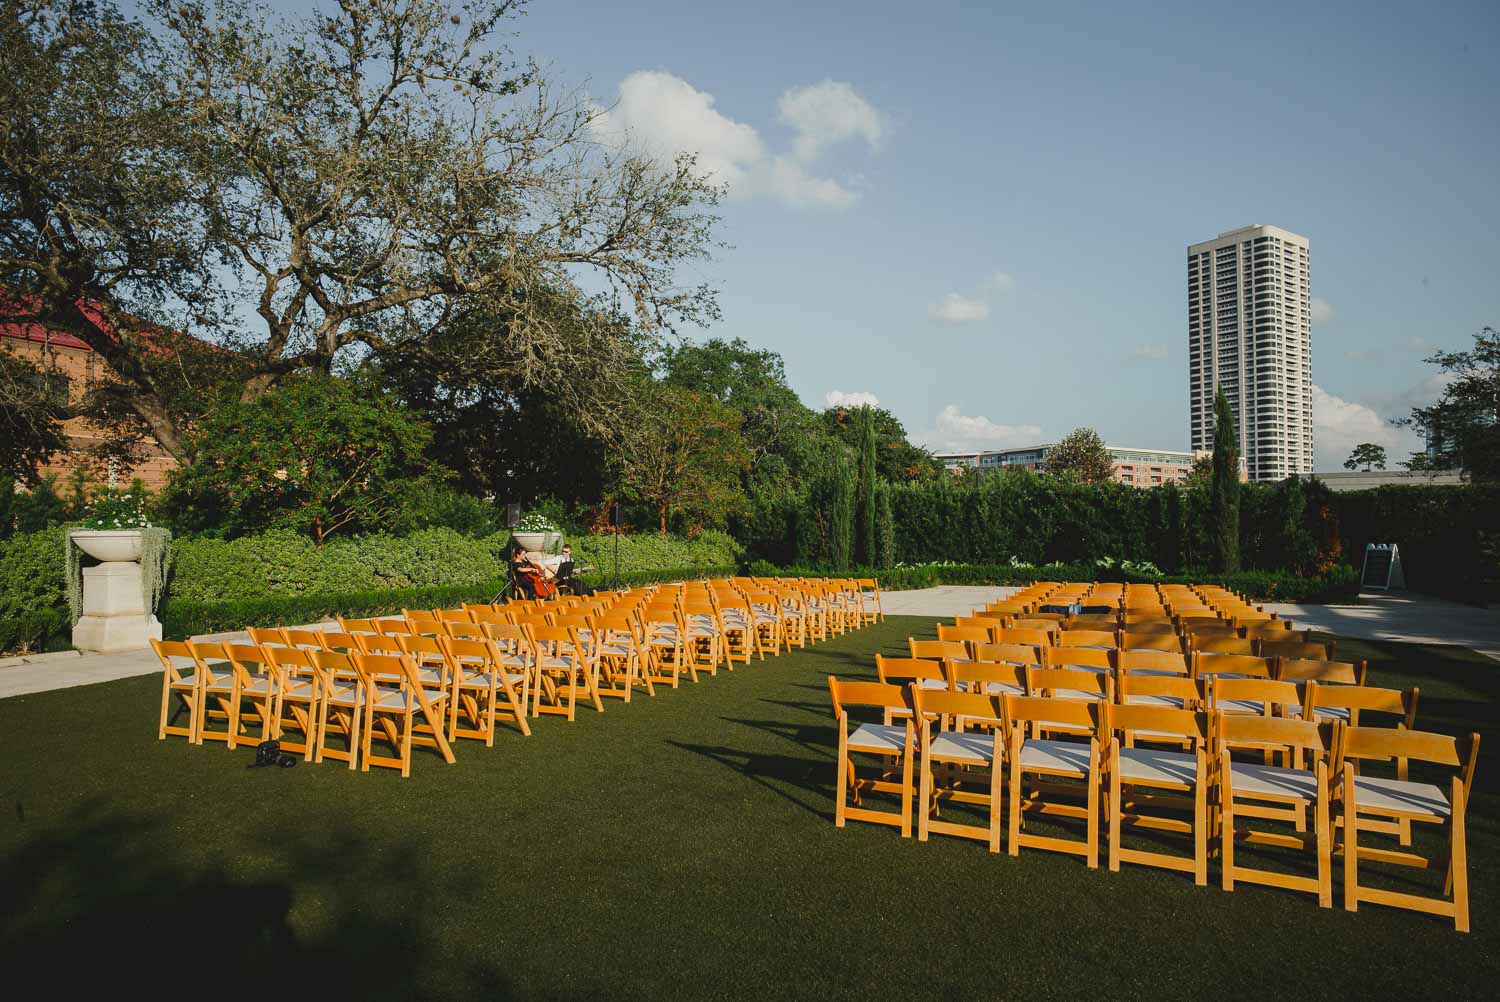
[{"x1": 1, "y1": 313, "x2": 179, "y2": 490}]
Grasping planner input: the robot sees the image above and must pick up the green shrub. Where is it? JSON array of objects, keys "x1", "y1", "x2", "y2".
[
  {"x1": 749, "y1": 561, "x2": 1360, "y2": 604},
  {"x1": 569, "y1": 531, "x2": 742, "y2": 576},
  {"x1": 159, "y1": 566, "x2": 739, "y2": 638}
]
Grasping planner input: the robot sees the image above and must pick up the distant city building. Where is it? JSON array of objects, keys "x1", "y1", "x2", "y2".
[
  {"x1": 1188, "y1": 224, "x2": 1313, "y2": 482},
  {"x1": 1314, "y1": 469, "x2": 1466, "y2": 492},
  {"x1": 935, "y1": 444, "x2": 1197, "y2": 488}
]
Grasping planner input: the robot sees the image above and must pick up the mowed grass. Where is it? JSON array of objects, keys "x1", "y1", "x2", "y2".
[{"x1": 1, "y1": 616, "x2": 1497, "y2": 999}]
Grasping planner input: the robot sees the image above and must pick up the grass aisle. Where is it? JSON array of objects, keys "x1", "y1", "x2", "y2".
[{"x1": 1, "y1": 616, "x2": 1496, "y2": 999}]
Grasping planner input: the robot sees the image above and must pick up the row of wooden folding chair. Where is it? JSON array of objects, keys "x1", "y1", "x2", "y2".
[{"x1": 830, "y1": 676, "x2": 1478, "y2": 930}]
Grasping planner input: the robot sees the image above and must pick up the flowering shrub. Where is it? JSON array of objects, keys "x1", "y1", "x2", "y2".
[
  {"x1": 80, "y1": 492, "x2": 152, "y2": 530},
  {"x1": 516, "y1": 512, "x2": 559, "y2": 532}
]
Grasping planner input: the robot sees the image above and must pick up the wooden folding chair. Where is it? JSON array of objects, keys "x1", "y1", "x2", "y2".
[
  {"x1": 856, "y1": 578, "x2": 884, "y2": 624},
  {"x1": 946, "y1": 659, "x2": 1025, "y2": 699},
  {"x1": 828, "y1": 677, "x2": 917, "y2": 836},
  {"x1": 153, "y1": 639, "x2": 212, "y2": 743},
  {"x1": 222, "y1": 643, "x2": 281, "y2": 750},
  {"x1": 246, "y1": 627, "x2": 290, "y2": 650},
  {"x1": 592, "y1": 612, "x2": 652, "y2": 701},
  {"x1": 1004, "y1": 694, "x2": 1102, "y2": 867},
  {"x1": 640, "y1": 609, "x2": 687, "y2": 687},
  {"x1": 1057, "y1": 629, "x2": 1117, "y2": 650},
  {"x1": 1258, "y1": 638, "x2": 1335, "y2": 661},
  {"x1": 875, "y1": 655, "x2": 947, "y2": 725},
  {"x1": 187, "y1": 641, "x2": 245, "y2": 749},
  {"x1": 909, "y1": 639, "x2": 969, "y2": 663},
  {"x1": 937, "y1": 624, "x2": 993, "y2": 653},
  {"x1": 972, "y1": 641, "x2": 1041, "y2": 670},
  {"x1": 1303, "y1": 681, "x2": 1417, "y2": 729},
  {"x1": 911, "y1": 687, "x2": 1006, "y2": 852},
  {"x1": 526, "y1": 624, "x2": 603, "y2": 720},
  {"x1": 1192, "y1": 635, "x2": 1255, "y2": 656},
  {"x1": 1192, "y1": 652, "x2": 1273, "y2": 682},
  {"x1": 1104, "y1": 704, "x2": 1212, "y2": 884},
  {"x1": 349, "y1": 652, "x2": 456, "y2": 777},
  {"x1": 994, "y1": 627, "x2": 1055, "y2": 648},
  {"x1": 334, "y1": 617, "x2": 382, "y2": 636},
  {"x1": 308, "y1": 649, "x2": 365, "y2": 770},
  {"x1": 1043, "y1": 645, "x2": 1112, "y2": 674},
  {"x1": 1216, "y1": 713, "x2": 1336, "y2": 908},
  {"x1": 1339, "y1": 726, "x2": 1480, "y2": 931},
  {"x1": 1119, "y1": 629, "x2": 1184, "y2": 655},
  {"x1": 440, "y1": 636, "x2": 531, "y2": 743},
  {"x1": 714, "y1": 597, "x2": 758, "y2": 666},
  {"x1": 261, "y1": 645, "x2": 320, "y2": 760},
  {"x1": 681, "y1": 601, "x2": 725, "y2": 677},
  {"x1": 1116, "y1": 648, "x2": 1189, "y2": 677}
]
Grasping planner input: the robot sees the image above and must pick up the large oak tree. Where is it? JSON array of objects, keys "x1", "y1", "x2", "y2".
[{"x1": 1, "y1": 0, "x2": 721, "y2": 462}]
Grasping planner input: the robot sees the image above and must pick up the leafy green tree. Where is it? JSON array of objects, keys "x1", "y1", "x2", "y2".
[
  {"x1": 3, "y1": 0, "x2": 722, "y2": 461},
  {"x1": 13, "y1": 473, "x2": 65, "y2": 532},
  {"x1": 853, "y1": 407, "x2": 877, "y2": 566},
  {"x1": 1401, "y1": 327, "x2": 1499, "y2": 481},
  {"x1": 1343, "y1": 443, "x2": 1388, "y2": 472},
  {"x1": 0, "y1": 475, "x2": 16, "y2": 539},
  {"x1": 1210, "y1": 389, "x2": 1241, "y2": 572},
  {"x1": 614, "y1": 384, "x2": 750, "y2": 537},
  {"x1": 1045, "y1": 428, "x2": 1114, "y2": 484},
  {"x1": 822, "y1": 406, "x2": 937, "y2": 481},
  {"x1": 0, "y1": 344, "x2": 68, "y2": 483},
  {"x1": 159, "y1": 375, "x2": 443, "y2": 544}
]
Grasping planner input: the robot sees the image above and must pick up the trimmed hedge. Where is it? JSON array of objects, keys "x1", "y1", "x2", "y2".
[
  {"x1": 0, "y1": 527, "x2": 69, "y2": 653},
  {"x1": 0, "y1": 609, "x2": 71, "y2": 655},
  {"x1": 569, "y1": 531, "x2": 743, "y2": 575},
  {"x1": 1334, "y1": 484, "x2": 1500, "y2": 602},
  {"x1": 749, "y1": 562, "x2": 1362, "y2": 605},
  {"x1": 159, "y1": 566, "x2": 740, "y2": 639}
]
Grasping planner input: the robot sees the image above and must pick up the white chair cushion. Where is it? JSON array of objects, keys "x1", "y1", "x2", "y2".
[
  {"x1": 1352, "y1": 775, "x2": 1450, "y2": 818},
  {"x1": 1228, "y1": 761, "x2": 1319, "y2": 802},
  {"x1": 1118, "y1": 747, "x2": 1198, "y2": 786},
  {"x1": 979, "y1": 681, "x2": 1025, "y2": 697},
  {"x1": 848, "y1": 722, "x2": 908, "y2": 754},
  {"x1": 929, "y1": 730, "x2": 996, "y2": 766},
  {"x1": 1019, "y1": 738, "x2": 1092, "y2": 775}
]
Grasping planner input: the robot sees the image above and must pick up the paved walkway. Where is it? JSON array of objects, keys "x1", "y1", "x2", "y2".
[{"x1": 3, "y1": 589, "x2": 1498, "y2": 699}]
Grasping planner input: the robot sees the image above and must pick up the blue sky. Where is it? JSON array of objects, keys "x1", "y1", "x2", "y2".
[{"x1": 516, "y1": 0, "x2": 1498, "y2": 468}]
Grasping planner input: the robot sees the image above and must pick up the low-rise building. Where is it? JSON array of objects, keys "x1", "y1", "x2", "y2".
[{"x1": 936, "y1": 444, "x2": 1198, "y2": 488}]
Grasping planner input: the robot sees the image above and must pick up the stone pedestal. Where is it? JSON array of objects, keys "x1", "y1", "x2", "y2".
[{"x1": 72, "y1": 560, "x2": 162, "y2": 653}]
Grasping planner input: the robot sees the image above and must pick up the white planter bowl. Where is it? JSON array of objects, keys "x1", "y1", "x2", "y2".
[
  {"x1": 511, "y1": 531, "x2": 546, "y2": 553},
  {"x1": 544, "y1": 530, "x2": 563, "y2": 552},
  {"x1": 70, "y1": 529, "x2": 144, "y2": 562}
]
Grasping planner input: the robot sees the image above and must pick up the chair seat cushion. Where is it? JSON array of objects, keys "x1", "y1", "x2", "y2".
[
  {"x1": 1352, "y1": 775, "x2": 1450, "y2": 818},
  {"x1": 1118, "y1": 747, "x2": 1198, "y2": 786},
  {"x1": 1125, "y1": 694, "x2": 1185, "y2": 709},
  {"x1": 930, "y1": 730, "x2": 996, "y2": 765},
  {"x1": 848, "y1": 722, "x2": 908, "y2": 754},
  {"x1": 1228, "y1": 761, "x2": 1319, "y2": 801},
  {"x1": 1019, "y1": 738, "x2": 1092, "y2": 775},
  {"x1": 1217, "y1": 699, "x2": 1267, "y2": 715}
]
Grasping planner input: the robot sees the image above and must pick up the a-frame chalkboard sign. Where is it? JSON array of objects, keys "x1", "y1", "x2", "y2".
[{"x1": 1360, "y1": 543, "x2": 1406, "y2": 591}]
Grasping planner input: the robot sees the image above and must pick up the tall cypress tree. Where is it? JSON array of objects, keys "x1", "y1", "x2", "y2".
[
  {"x1": 854, "y1": 406, "x2": 877, "y2": 566},
  {"x1": 1210, "y1": 388, "x2": 1241, "y2": 572}
]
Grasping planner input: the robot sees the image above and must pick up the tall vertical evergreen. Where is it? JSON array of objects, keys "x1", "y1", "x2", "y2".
[
  {"x1": 854, "y1": 406, "x2": 877, "y2": 566},
  {"x1": 1210, "y1": 388, "x2": 1241, "y2": 572}
]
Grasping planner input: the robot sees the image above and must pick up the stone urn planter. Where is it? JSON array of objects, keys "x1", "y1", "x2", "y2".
[
  {"x1": 68, "y1": 529, "x2": 163, "y2": 653},
  {"x1": 511, "y1": 531, "x2": 547, "y2": 553},
  {"x1": 544, "y1": 530, "x2": 563, "y2": 552}
]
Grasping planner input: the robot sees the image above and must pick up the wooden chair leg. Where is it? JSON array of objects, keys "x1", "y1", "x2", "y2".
[
  {"x1": 1452, "y1": 780, "x2": 1469, "y2": 932},
  {"x1": 1343, "y1": 766, "x2": 1359, "y2": 913},
  {"x1": 835, "y1": 728, "x2": 849, "y2": 828}
]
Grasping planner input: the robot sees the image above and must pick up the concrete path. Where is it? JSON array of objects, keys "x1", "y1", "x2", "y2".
[
  {"x1": 1265, "y1": 593, "x2": 1500, "y2": 661},
  {"x1": 4, "y1": 588, "x2": 1497, "y2": 699},
  {"x1": 0, "y1": 621, "x2": 338, "y2": 701}
]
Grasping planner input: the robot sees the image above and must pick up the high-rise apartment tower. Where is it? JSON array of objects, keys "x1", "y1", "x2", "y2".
[{"x1": 1187, "y1": 224, "x2": 1312, "y2": 481}]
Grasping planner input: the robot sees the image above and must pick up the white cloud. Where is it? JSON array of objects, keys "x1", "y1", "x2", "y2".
[
  {"x1": 918, "y1": 404, "x2": 1043, "y2": 453},
  {"x1": 1132, "y1": 343, "x2": 1169, "y2": 361},
  {"x1": 928, "y1": 293, "x2": 990, "y2": 324},
  {"x1": 825, "y1": 389, "x2": 880, "y2": 408},
  {"x1": 592, "y1": 71, "x2": 877, "y2": 210},
  {"x1": 777, "y1": 80, "x2": 884, "y2": 162},
  {"x1": 987, "y1": 271, "x2": 1015, "y2": 292},
  {"x1": 1310, "y1": 297, "x2": 1335, "y2": 325},
  {"x1": 1311, "y1": 383, "x2": 1423, "y2": 470}
]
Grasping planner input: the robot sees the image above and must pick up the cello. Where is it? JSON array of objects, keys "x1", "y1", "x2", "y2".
[{"x1": 515, "y1": 556, "x2": 558, "y2": 600}]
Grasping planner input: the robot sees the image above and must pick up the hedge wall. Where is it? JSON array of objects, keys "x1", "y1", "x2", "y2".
[
  {"x1": 0, "y1": 528, "x2": 69, "y2": 653},
  {"x1": 159, "y1": 566, "x2": 739, "y2": 639},
  {"x1": 1334, "y1": 484, "x2": 1500, "y2": 601},
  {"x1": 749, "y1": 562, "x2": 1362, "y2": 605}
]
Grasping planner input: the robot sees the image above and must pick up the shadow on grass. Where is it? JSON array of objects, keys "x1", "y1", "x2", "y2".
[
  {"x1": 0, "y1": 798, "x2": 516, "y2": 998},
  {"x1": 667, "y1": 741, "x2": 831, "y2": 820}
]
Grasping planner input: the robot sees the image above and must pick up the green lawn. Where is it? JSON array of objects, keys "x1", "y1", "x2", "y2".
[{"x1": 1, "y1": 616, "x2": 1496, "y2": 999}]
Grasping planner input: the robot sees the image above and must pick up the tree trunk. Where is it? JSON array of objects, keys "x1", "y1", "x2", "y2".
[{"x1": 659, "y1": 502, "x2": 667, "y2": 538}]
